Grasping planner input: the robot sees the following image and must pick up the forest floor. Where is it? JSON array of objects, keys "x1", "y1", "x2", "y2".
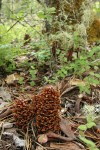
[{"x1": 0, "y1": 54, "x2": 100, "y2": 150}]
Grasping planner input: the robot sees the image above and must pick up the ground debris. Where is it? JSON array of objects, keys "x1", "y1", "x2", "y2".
[
  {"x1": 50, "y1": 142, "x2": 86, "y2": 150},
  {"x1": 0, "y1": 76, "x2": 99, "y2": 149}
]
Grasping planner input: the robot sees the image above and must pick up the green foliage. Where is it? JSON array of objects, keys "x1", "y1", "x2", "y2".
[
  {"x1": 0, "y1": 43, "x2": 16, "y2": 72},
  {"x1": 51, "y1": 45, "x2": 100, "y2": 94},
  {"x1": 93, "y1": 1, "x2": 100, "y2": 18},
  {"x1": 79, "y1": 136, "x2": 99, "y2": 150},
  {"x1": 78, "y1": 114, "x2": 98, "y2": 150},
  {"x1": 78, "y1": 125, "x2": 87, "y2": 131},
  {"x1": 37, "y1": 7, "x2": 55, "y2": 19},
  {"x1": 0, "y1": 24, "x2": 27, "y2": 73},
  {"x1": 18, "y1": 77, "x2": 24, "y2": 85},
  {"x1": 78, "y1": 122, "x2": 96, "y2": 131},
  {"x1": 34, "y1": 46, "x2": 51, "y2": 65},
  {"x1": 0, "y1": 1, "x2": 99, "y2": 149},
  {"x1": 0, "y1": 0, "x2": 99, "y2": 96},
  {"x1": 78, "y1": 112, "x2": 96, "y2": 130},
  {"x1": 29, "y1": 65, "x2": 38, "y2": 86}
]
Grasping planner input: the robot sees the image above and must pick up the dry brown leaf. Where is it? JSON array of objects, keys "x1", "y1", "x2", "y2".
[
  {"x1": 0, "y1": 87, "x2": 11, "y2": 101},
  {"x1": 60, "y1": 118, "x2": 76, "y2": 139},
  {"x1": 16, "y1": 56, "x2": 28, "y2": 63},
  {"x1": 70, "y1": 78, "x2": 86, "y2": 86},
  {"x1": 0, "y1": 107, "x2": 12, "y2": 119},
  {"x1": 36, "y1": 146, "x2": 44, "y2": 150},
  {"x1": 50, "y1": 142, "x2": 86, "y2": 150},
  {"x1": 0, "y1": 122, "x2": 13, "y2": 129},
  {"x1": 5, "y1": 73, "x2": 20, "y2": 84},
  {"x1": 57, "y1": 79, "x2": 69, "y2": 95}
]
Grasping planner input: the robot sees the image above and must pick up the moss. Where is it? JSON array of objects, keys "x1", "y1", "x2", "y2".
[
  {"x1": 52, "y1": 0, "x2": 85, "y2": 24},
  {"x1": 87, "y1": 18, "x2": 100, "y2": 43}
]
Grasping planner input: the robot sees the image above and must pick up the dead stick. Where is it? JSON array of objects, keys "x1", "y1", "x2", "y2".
[
  {"x1": 0, "y1": 107, "x2": 12, "y2": 120},
  {"x1": 61, "y1": 86, "x2": 77, "y2": 97},
  {"x1": 46, "y1": 131, "x2": 74, "y2": 142}
]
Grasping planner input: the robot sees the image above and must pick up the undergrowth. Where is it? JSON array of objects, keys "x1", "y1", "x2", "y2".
[
  {"x1": 0, "y1": 0, "x2": 100, "y2": 92},
  {"x1": 0, "y1": 1, "x2": 100, "y2": 149}
]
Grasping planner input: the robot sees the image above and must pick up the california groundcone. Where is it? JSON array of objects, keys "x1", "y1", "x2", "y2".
[
  {"x1": 13, "y1": 86, "x2": 61, "y2": 133},
  {"x1": 13, "y1": 100, "x2": 34, "y2": 131},
  {"x1": 34, "y1": 86, "x2": 61, "y2": 134}
]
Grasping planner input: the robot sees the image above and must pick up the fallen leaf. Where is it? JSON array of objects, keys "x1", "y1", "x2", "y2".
[
  {"x1": 36, "y1": 146, "x2": 44, "y2": 150},
  {"x1": 0, "y1": 107, "x2": 12, "y2": 119},
  {"x1": 16, "y1": 56, "x2": 28, "y2": 63},
  {"x1": 5, "y1": 73, "x2": 20, "y2": 84},
  {"x1": 0, "y1": 122, "x2": 13, "y2": 129},
  {"x1": 2, "y1": 132, "x2": 25, "y2": 148},
  {"x1": 60, "y1": 118, "x2": 76, "y2": 139},
  {"x1": 0, "y1": 99, "x2": 9, "y2": 111},
  {"x1": 50, "y1": 142, "x2": 86, "y2": 150},
  {"x1": 13, "y1": 134, "x2": 25, "y2": 148},
  {"x1": 75, "y1": 98, "x2": 82, "y2": 113},
  {"x1": 70, "y1": 78, "x2": 86, "y2": 86},
  {"x1": 0, "y1": 87, "x2": 11, "y2": 101}
]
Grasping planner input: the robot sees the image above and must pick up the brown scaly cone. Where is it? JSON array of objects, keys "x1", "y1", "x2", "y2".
[
  {"x1": 12, "y1": 86, "x2": 61, "y2": 134},
  {"x1": 12, "y1": 100, "x2": 34, "y2": 132},
  {"x1": 33, "y1": 85, "x2": 61, "y2": 134}
]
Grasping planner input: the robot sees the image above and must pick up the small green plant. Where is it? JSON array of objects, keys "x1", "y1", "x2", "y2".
[
  {"x1": 18, "y1": 77, "x2": 24, "y2": 85},
  {"x1": 53, "y1": 45, "x2": 100, "y2": 94},
  {"x1": 78, "y1": 116, "x2": 96, "y2": 131},
  {"x1": 0, "y1": 24, "x2": 28, "y2": 73},
  {"x1": 29, "y1": 65, "x2": 38, "y2": 86},
  {"x1": 78, "y1": 115, "x2": 99, "y2": 150},
  {"x1": 0, "y1": 44, "x2": 16, "y2": 73},
  {"x1": 93, "y1": 1, "x2": 100, "y2": 18}
]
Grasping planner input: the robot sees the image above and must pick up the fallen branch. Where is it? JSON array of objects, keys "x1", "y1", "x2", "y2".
[
  {"x1": 38, "y1": 131, "x2": 74, "y2": 144},
  {"x1": 0, "y1": 107, "x2": 12, "y2": 120},
  {"x1": 61, "y1": 86, "x2": 77, "y2": 97},
  {"x1": 47, "y1": 131, "x2": 74, "y2": 142},
  {"x1": 60, "y1": 117, "x2": 76, "y2": 139}
]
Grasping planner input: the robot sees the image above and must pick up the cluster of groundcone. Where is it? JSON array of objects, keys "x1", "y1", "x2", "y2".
[{"x1": 13, "y1": 86, "x2": 61, "y2": 134}]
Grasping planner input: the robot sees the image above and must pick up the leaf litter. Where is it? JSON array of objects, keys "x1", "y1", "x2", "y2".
[{"x1": 0, "y1": 74, "x2": 100, "y2": 150}]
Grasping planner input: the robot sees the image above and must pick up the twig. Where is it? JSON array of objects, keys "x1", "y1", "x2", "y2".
[
  {"x1": 60, "y1": 118, "x2": 76, "y2": 140},
  {"x1": 0, "y1": 122, "x2": 4, "y2": 140},
  {"x1": 31, "y1": 121, "x2": 36, "y2": 139},
  {"x1": 0, "y1": 140, "x2": 7, "y2": 150},
  {"x1": 7, "y1": 20, "x2": 19, "y2": 33},
  {"x1": 6, "y1": 13, "x2": 28, "y2": 33},
  {"x1": 33, "y1": 139, "x2": 48, "y2": 150},
  {"x1": 75, "y1": 98, "x2": 82, "y2": 113},
  {"x1": 0, "y1": 107, "x2": 12, "y2": 120},
  {"x1": 25, "y1": 129, "x2": 32, "y2": 150},
  {"x1": 61, "y1": 86, "x2": 77, "y2": 97},
  {"x1": 91, "y1": 59, "x2": 100, "y2": 63},
  {"x1": 74, "y1": 141, "x2": 85, "y2": 149},
  {"x1": 46, "y1": 131, "x2": 74, "y2": 142}
]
